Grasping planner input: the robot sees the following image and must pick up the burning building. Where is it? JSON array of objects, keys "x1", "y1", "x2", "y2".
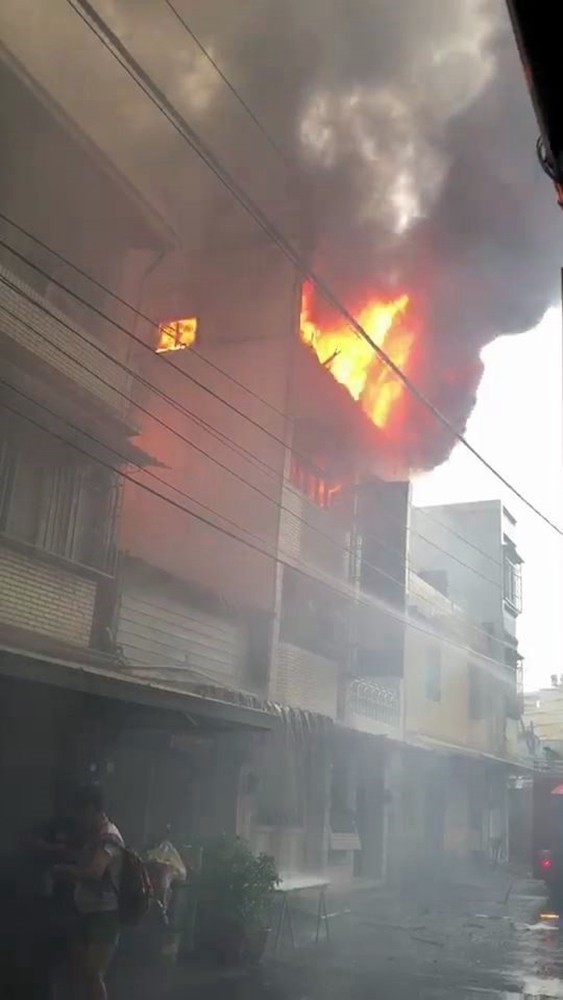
[{"x1": 0, "y1": 0, "x2": 549, "y2": 878}]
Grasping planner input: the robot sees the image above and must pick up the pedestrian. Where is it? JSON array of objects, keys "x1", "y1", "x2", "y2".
[{"x1": 51, "y1": 783, "x2": 123, "y2": 1000}]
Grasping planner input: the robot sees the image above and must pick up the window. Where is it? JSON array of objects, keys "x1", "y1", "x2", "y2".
[
  {"x1": 280, "y1": 566, "x2": 348, "y2": 660},
  {"x1": 0, "y1": 427, "x2": 117, "y2": 573},
  {"x1": 503, "y1": 543, "x2": 522, "y2": 614},
  {"x1": 289, "y1": 454, "x2": 341, "y2": 509},
  {"x1": 156, "y1": 318, "x2": 197, "y2": 353},
  {"x1": 425, "y1": 644, "x2": 442, "y2": 702}
]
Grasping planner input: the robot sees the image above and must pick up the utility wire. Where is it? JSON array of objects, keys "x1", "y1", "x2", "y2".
[
  {"x1": 0, "y1": 265, "x2": 515, "y2": 620},
  {"x1": 0, "y1": 226, "x2": 517, "y2": 576},
  {"x1": 0, "y1": 382, "x2": 517, "y2": 686},
  {"x1": 0, "y1": 210, "x2": 508, "y2": 575},
  {"x1": 157, "y1": 5, "x2": 550, "y2": 569},
  {"x1": 0, "y1": 292, "x2": 514, "y2": 658},
  {"x1": 164, "y1": 0, "x2": 295, "y2": 175},
  {"x1": 66, "y1": 0, "x2": 563, "y2": 537},
  {"x1": 138, "y1": 11, "x2": 513, "y2": 575},
  {"x1": 0, "y1": 275, "x2": 524, "y2": 649},
  {"x1": 0, "y1": 210, "x2": 291, "y2": 427}
]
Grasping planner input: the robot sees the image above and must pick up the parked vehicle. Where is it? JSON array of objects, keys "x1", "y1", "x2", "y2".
[{"x1": 532, "y1": 769, "x2": 563, "y2": 902}]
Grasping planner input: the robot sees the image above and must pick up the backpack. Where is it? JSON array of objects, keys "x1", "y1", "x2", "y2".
[{"x1": 117, "y1": 848, "x2": 153, "y2": 926}]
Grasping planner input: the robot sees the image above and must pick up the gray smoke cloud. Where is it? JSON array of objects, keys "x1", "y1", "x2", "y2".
[{"x1": 100, "y1": 0, "x2": 562, "y2": 469}]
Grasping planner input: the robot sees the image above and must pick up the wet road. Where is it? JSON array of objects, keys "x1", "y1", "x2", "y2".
[{"x1": 114, "y1": 869, "x2": 563, "y2": 1000}]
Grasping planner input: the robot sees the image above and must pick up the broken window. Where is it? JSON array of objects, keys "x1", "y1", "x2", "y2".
[
  {"x1": 156, "y1": 317, "x2": 197, "y2": 353},
  {"x1": 289, "y1": 454, "x2": 341, "y2": 509}
]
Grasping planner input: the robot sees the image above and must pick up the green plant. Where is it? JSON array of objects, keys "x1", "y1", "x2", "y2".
[{"x1": 198, "y1": 835, "x2": 280, "y2": 930}]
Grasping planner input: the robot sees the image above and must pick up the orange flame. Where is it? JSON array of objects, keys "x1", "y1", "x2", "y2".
[
  {"x1": 299, "y1": 285, "x2": 414, "y2": 429},
  {"x1": 156, "y1": 317, "x2": 198, "y2": 353}
]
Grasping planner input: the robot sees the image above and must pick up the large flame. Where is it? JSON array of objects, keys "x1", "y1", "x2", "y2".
[{"x1": 299, "y1": 284, "x2": 414, "y2": 429}]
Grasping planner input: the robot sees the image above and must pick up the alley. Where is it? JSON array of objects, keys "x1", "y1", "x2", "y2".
[{"x1": 110, "y1": 867, "x2": 563, "y2": 1000}]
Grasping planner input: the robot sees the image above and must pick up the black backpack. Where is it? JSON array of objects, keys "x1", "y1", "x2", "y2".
[{"x1": 117, "y1": 848, "x2": 152, "y2": 926}]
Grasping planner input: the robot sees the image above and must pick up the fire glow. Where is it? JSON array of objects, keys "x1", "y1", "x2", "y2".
[
  {"x1": 156, "y1": 317, "x2": 198, "y2": 353},
  {"x1": 299, "y1": 283, "x2": 414, "y2": 429}
]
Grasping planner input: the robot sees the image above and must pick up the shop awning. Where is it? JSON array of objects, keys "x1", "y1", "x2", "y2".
[
  {"x1": 404, "y1": 730, "x2": 534, "y2": 770},
  {"x1": 0, "y1": 646, "x2": 274, "y2": 732}
]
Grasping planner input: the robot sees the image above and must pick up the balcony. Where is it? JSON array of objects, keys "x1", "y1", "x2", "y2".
[
  {"x1": 0, "y1": 263, "x2": 132, "y2": 422},
  {"x1": 347, "y1": 676, "x2": 403, "y2": 737},
  {"x1": 278, "y1": 481, "x2": 351, "y2": 580}
]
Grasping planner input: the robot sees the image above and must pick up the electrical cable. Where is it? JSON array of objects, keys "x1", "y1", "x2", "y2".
[
  {"x1": 0, "y1": 276, "x2": 523, "y2": 657},
  {"x1": 136, "y1": 11, "x2": 523, "y2": 574},
  {"x1": 0, "y1": 267, "x2": 504, "y2": 589},
  {"x1": 0, "y1": 210, "x2": 291, "y2": 427},
  {"x1": 0, "y1": 304, "x2": 511, "y2": 658},
  {"x1": 0, "y1": 228, "x2": 519, "y2": 576},
  {"x1": 66, "y1": 0, "x2": 563, "y2": 537},
  {"x1": 0, "y1": 378, "x2": 520, "y2": 684},
  {"x1": 164, "y1": 0, "x2": 296, "y2": 175}
]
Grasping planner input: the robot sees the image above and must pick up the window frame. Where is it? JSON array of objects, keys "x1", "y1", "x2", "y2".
[
  {"x1": 502, "y1": 542, "x2": 522, "y2": 614},
  {"x1": 289, "y1": 453, "x2": 342, "y2": 510},
  {"x1": 0, "y1": 427, "x2": 118, "y2": 575}
]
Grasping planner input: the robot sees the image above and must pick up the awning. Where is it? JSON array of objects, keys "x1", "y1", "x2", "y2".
[
  {"x1": 0, "y1": 646, "x2": 274, "y2": 732},
  {"x1": 404, "y1": 730, "x2": 534, "y2": 770}
]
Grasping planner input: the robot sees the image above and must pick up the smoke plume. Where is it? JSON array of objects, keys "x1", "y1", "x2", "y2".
[{"x1": 99, "y1": 1, "x2": 563, "y2": 467}]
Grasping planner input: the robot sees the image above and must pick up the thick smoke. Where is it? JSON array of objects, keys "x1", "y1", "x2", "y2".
[{"x1": 102, "y1": 0, "x2": 561, "y2": 469}]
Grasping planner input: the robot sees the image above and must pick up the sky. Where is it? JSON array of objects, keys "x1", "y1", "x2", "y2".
[{"x1": 413, "y1": 307, "x2": 563, "y2": 692}]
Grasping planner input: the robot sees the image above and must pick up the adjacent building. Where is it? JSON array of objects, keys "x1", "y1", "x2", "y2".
[{"x1": 395, "y1": 500, "x2": 525, "y2": 870}]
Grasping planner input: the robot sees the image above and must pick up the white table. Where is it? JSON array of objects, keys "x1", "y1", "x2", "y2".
[{"x1": 272, "y1": 876, "x2": 331, "y2": 954}]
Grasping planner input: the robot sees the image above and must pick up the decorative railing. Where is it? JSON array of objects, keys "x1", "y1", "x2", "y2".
[{"x1": 349, "y1": 676, "x2": 401, "y2": 727}]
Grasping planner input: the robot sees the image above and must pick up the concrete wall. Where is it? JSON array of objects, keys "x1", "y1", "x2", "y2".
[
  {"x1": 405, "y1": 573, "x2": 510, "y2": 758},
  {"x1": 411, "y1": 501, "x2": 504, "y2": 632},
  {"x1": 120, "y1": 247, "x2": 298, "y2": 614}
]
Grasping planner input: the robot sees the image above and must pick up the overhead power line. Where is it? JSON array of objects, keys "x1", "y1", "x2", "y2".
[
  {"x1": 156, "y1": 9, "x2": 527, "y2": 573},
  {"x1": 0, "y1": 254, "x2": 509, "y2": 593},
  {"x1": 0, "y1": 381, "x2": 518, "y2": 684},
  {"x1": 66, "y1": 0, "x2": 563, "y2": 537},
  {"x1": 165, "y1": 0, "x2": 295, "y2": 174},
  {"x1": 0, "y1": 212, "x2": 510, "y2": 572},
  {"x1": 0, "y1": 283, "x2": 519, "y2": 657}
]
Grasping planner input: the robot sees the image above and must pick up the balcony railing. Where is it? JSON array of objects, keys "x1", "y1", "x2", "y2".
[{"x1": 349, "y1": 677, "x2": 401, "y2": 728}]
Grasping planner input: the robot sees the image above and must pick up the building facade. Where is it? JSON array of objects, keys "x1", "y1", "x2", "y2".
[
  {"x1": 396, "y1": 501, "x2": 526, "y2": 871},
  {"x1": 0, "y1": 28, "x2": 409, "y2": 881}
]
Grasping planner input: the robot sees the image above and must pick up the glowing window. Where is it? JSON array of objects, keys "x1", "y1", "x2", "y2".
[{"x1": 156, "y1": 317, "x2": 197, "y2": 353}]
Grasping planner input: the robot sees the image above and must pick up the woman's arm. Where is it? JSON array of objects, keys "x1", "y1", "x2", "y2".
[{"x1": 53, "y1": 846, "x2": 112, "y2": 882}]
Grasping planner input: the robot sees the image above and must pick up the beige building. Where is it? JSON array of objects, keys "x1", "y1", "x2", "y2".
[
  {"x1": 391, "y1": 517, "x2": 524, "y2": 871},
  {"x1": 524, "y1": 686, "x2": 563, "y2": 744}
]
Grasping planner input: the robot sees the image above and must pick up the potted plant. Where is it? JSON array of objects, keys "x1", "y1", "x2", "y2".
[{"x1": 196, "y1": 835, "x2": 279, "y2": 965}]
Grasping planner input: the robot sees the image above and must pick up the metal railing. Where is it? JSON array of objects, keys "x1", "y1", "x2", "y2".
[{"x1": 349, "y1": 676, "x2": 401, "y2": 727}]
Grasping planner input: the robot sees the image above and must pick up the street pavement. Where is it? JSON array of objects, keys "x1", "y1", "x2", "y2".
[{"x1": 113, "y1": 865, "x2": 563, "y2": 1000}]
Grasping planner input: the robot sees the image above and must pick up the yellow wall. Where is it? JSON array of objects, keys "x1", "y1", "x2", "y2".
[{"x1": 404, "y1": 602, "x2": 510, "y2": 759}]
